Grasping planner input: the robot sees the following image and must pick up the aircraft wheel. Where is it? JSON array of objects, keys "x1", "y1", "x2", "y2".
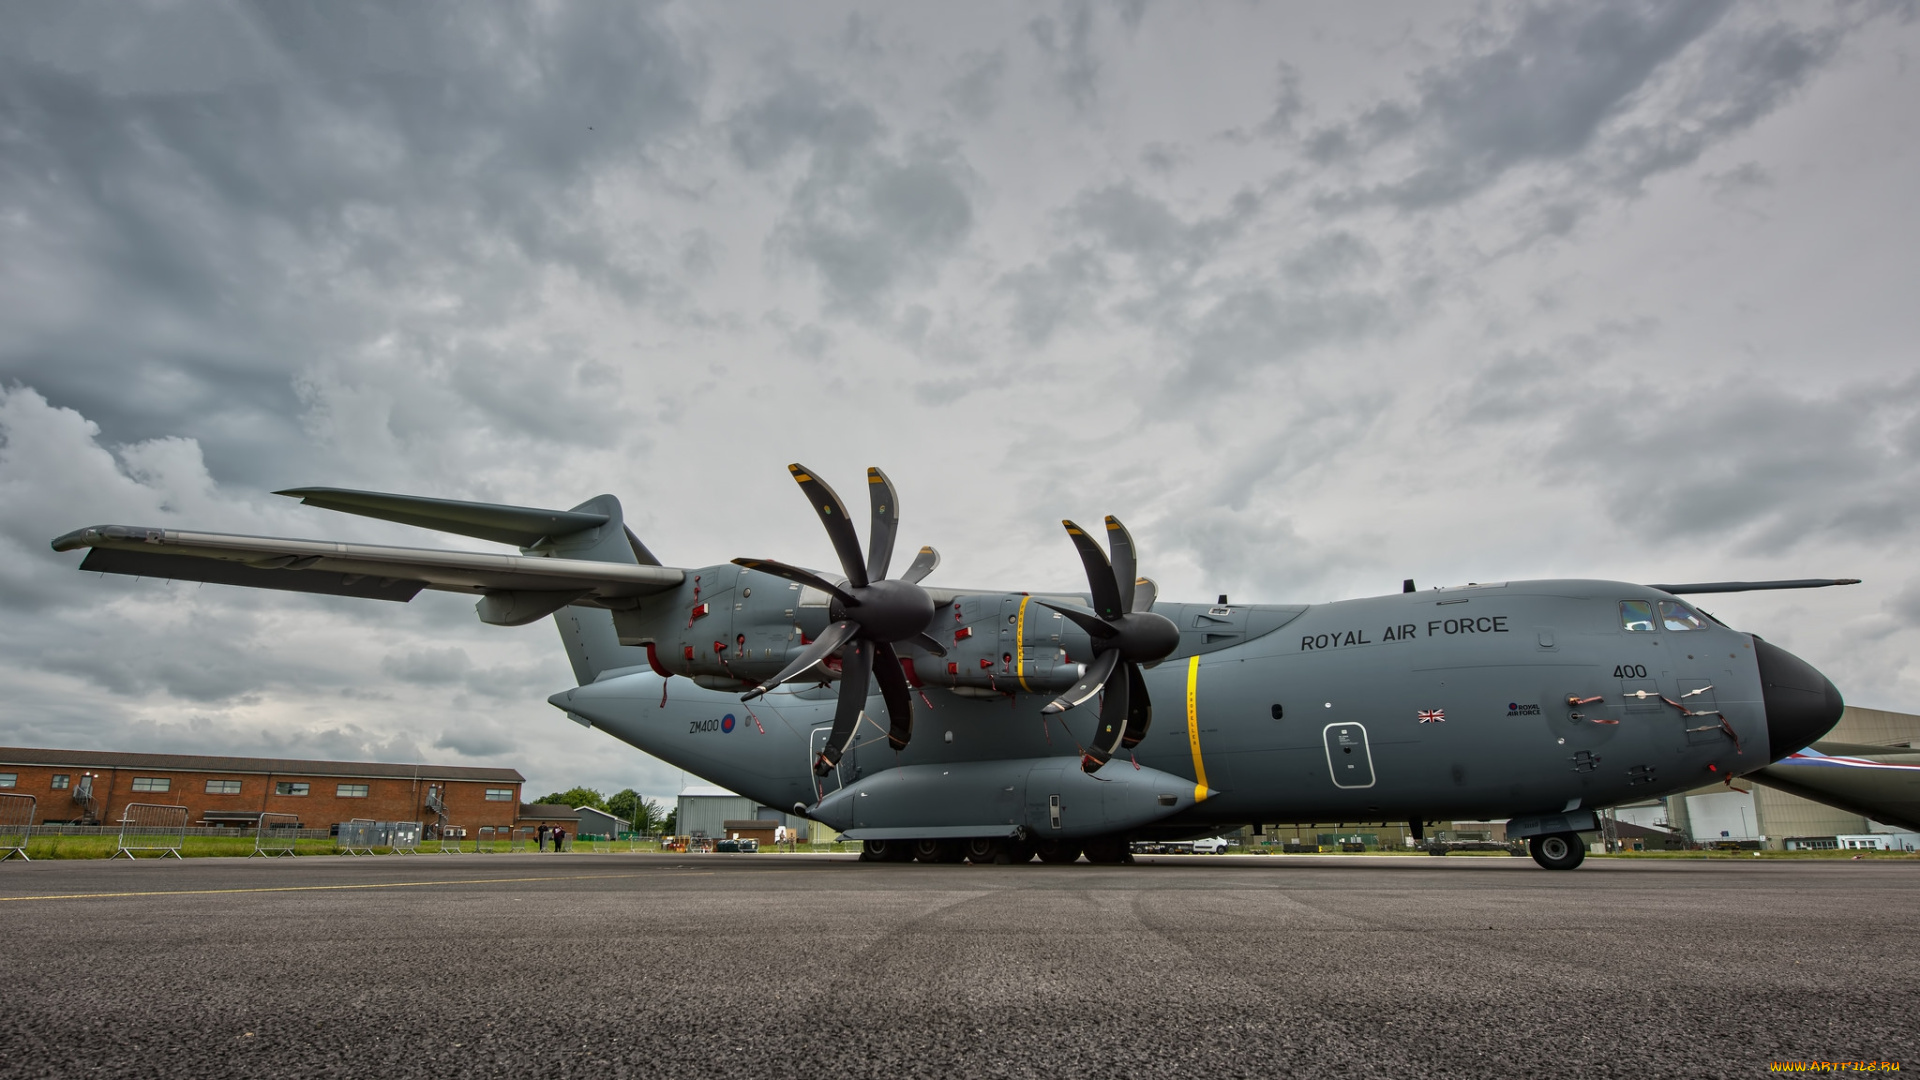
[
  {"x1": 912, "y1": 838, "x2": 962, "y2": 863},
  {"x1": 863, "y1": 839, "x2": 913, "y2": 862},
  {"x1": 1033, "y1": 839, "x2": 1082, "y2": 864},
  {"x1": 1082, "y1": 835, "x2": 1132, "y2": 864},
  {"x1": 963, "y1": 837, "x2": 1006, "y2": 864},
  {"x1": 1528, "y1": 832, "x2": 1586, "y2": 871}
]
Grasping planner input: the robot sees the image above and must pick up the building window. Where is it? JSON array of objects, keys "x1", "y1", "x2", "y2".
[
  {"x1": 485, "y1": 788, "x2": 514, "y2": 801},
  {"x1": 131, "y1": 777, "x2": 170, "y2": 792},
  {"x1": 205, "y1": 780, "x2": 242, "y2": 795},
  {"x1": 275, "y1": 782, "x2": 309, "y2": 796},
  {"x1": 337, "y1": 784, "x2": 370, "y2": 798},
  {"x1": 51, "y1": 774, "x2": 70, "y2": 789},
  {"x1": 0, "y1": 773, "x2": 15, "y2": 788}
]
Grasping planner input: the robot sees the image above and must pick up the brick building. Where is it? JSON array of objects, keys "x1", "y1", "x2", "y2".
[{"x1": 0, "y1": 747, "x2": 523, "y2": 832}]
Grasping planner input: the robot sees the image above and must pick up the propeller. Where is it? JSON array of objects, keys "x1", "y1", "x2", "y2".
[
  {"x1": 1037, "y1": 517, "x2": 1180, "y2": 773},
  {"x1": 734, "y1": 465, "x2": 945, "y2": 776}
]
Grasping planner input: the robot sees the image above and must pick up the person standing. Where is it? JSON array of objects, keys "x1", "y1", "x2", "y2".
[
  {"x1": 537, "y1": 823, "x2": 549, "y2": 852},
  {"x1": 553, "y1": 826, "x2": 565, "y2": 853}
]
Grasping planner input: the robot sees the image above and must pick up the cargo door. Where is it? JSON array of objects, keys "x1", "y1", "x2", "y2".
[{"x1": 1323, "y1": 723, "x2": 1376, "y2": 789}]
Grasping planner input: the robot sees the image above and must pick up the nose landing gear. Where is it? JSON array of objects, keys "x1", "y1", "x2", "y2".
[{"x1": 1528, "y1": 831, "x2": 1586, "y2": 870}]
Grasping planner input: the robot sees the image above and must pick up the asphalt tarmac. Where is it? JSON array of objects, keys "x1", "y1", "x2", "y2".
[{"x1": 1, "y1": 853, "x2": 1914, "y2": 1079}]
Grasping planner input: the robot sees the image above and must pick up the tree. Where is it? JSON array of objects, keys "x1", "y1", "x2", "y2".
[
  {"x1": 607, "y1": 788, "x2": 640, "y2": 825},
  {"x1": 660, "y1": 807, "x2": 677, "y2": 836},
  {"x1": 536, "y1": 786, "x2": 607, "y2": 812}
]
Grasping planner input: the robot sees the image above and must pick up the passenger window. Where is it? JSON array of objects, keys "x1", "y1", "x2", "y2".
[
  {"x1": 1619, "y1": 600, "x2": 1655, "y2": 632},
  {"x1": 1659, "y1": 601, "x2": 1707, "y2": 631}
]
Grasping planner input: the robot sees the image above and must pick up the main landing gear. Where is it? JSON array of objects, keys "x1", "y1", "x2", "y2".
[
  {"x1": 1528, "y1": 832, "x2": 1586, "y2": 871},
  {"x1": 858, "y1": 835, "x2": 1136, "y2": 864}
]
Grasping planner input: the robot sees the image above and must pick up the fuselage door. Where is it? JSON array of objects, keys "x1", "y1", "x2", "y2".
[
  {"x1": 1323, "y1": 723, "x2": 1376, "y2": 789},
  {"x1": 808, "y1": 725, "x2": 853, "y2": 802}
]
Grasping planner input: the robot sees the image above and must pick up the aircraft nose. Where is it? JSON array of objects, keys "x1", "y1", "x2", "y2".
[{"x1": 1753, "y1": 636, "x2": 1844, "y2": 762}]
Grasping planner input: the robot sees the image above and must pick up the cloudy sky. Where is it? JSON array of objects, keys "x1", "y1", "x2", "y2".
[{"x1": 2, "y1": 1, "x2": 1916, "y2": 802}]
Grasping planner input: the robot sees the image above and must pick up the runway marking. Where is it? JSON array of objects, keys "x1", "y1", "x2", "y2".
[{"x1": 0, "y1": 870, "x2": 711, "y2": 903}]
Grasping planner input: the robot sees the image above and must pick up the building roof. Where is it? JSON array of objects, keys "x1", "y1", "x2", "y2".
[
  {"x1": 517, "y1": 803, "x2": 579, "y2": 821},
  {"x1": 0, "y1": 746, "x2": 523, "y2": 783},
  {"x1": 575, "y1": 806, "x2": 630, "y2": 828}
]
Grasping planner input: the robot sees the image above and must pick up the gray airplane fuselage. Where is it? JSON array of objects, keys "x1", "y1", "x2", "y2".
[{"x1": 554, "y1": 574, "x2": 1839, "y2": 840}]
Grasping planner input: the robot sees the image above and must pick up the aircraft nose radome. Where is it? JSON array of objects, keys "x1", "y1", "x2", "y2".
[{"x1": 1754, "y1": 636, "x2": 1845, "y2": 762}]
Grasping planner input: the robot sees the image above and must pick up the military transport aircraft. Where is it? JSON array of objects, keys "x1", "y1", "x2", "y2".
[
  {"x1": 1750, "y1": 743, "x2": 1920, "y2": 834},
  {"x1": 51, "y1": 465, "x2": 1853, "y2": 870}
]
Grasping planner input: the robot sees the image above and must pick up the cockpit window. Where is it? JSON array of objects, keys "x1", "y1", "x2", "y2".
[
  {"x1": 1659, "y1": 600, "x2": 1708, "y2": 631},
  {"x1": 1620, "y1": 600, "x2": 1655, "y2": 632}
]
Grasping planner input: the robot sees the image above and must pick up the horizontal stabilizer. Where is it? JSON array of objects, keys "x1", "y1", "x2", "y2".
[
  {"x1": 1646, "y1": 578, "x2": 1861, "y2": 595},
  {"x1": 79, "y1": 548, "x2": 425, "y2": 602},
  {"x1": 276, "y1": 486, "x2": 614, "y2": 549},
  {"x1": 52, "y1": 524, "x2": 683, "y2": 603}
]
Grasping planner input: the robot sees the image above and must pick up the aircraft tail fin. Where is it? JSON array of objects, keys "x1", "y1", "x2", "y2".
[{"x1": 538, "y1": 494, "x2": 659, "y2": 686}]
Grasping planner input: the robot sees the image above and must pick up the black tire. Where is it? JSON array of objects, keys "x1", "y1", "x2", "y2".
[
  {"x1": 863, "y1": 838, "x2": 913, "y2": 863},
  {"x1": 1033, "y1": 839, "x2": 1082, "y2": 864},
  {"x1": 963, "y1": 837, "x2": 1006, "y2": 864},
  {"x1": 1528, "y1": 832, "x2": 1586, "y2": 871},
  {"x1": 912, "y1": 838, "x2": 961, "y2": 864}
]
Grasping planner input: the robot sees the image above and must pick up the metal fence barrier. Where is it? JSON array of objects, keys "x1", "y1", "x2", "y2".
[
  {"x1": 111, "y1": 802, "x2": 188, "y2": 859},
  {"x1": 390, "y1": 821, "x2": 422, "y2": 854},
  {"x1": 337, "y1": 818, "x2": 382, "y2": 855},
  {"x1": 512, "y1": 827, "x2": 538, "y2": 852},
  {"x1": 438, "y1": 828, "x2": 463, "y2": 853},
  {"x1": 0, "y1": 792, "x2": 34, "y2": 862},
  {"x1": 251, "y1": 812, "x2": 300, "y2": 857},
  {"x1": 477, "y1": 825, "x2": 514, "y2": 853}
]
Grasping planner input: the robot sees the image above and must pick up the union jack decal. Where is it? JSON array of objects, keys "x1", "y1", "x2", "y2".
[{"x1": 1417, "y1": 709, "x2": 1445, "y2": 723}]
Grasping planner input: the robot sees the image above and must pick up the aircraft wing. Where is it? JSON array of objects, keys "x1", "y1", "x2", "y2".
[
  {"x1": 1748, "y1": 747, "x2": 1920, "y2": 834},
  {"x1": 50, "y1": 524, "x2": 685, "y2": 605}
]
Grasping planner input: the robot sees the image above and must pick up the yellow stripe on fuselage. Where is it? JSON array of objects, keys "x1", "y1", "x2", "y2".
[
  {"x1": 1016, "y1": 595, "x2": 1033, "y2": 693},
  {"x1": 1186, "y1": 654, "x2": 1208, "y2": 802}
]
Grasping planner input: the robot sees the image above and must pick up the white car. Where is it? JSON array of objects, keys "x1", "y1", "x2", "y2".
[{"x1": 1191, "y1": 837, "x2": 1232, "y2": 855}]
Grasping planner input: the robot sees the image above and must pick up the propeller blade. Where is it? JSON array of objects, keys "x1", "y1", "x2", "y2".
[
  {"x1": 1061, "y1": 520, "x2": 1124, "y2": 620},
  {"x1": 900, "y1": 545, "x2": 940, "y2": 585},
  {"x1": 910, "y1": 632, "x2": 949, "y2": 658},
  {"x1": 789, "y1": 463, "x2": 869, "y2": 588},
  {"x1": 1132, "y1": 576, "x2": 1157, "y2": 612},
  {"x1": 872, "y1": 641, "x2": 914, "y2": 750},
  {"x1": 865, "y1": 467, "x2": 900, "y2": 583},
  {"x1": 1119, "y1": 661, "x2": 1151, "y2": 749},
  {"x1": 815, "y1": 638, "x2": 874, "y2": 776},
  {"x1": 741, "y1": 619, "x2": 859, "y2": 701},
  {"x1": 1034, "y1": 598, "x2": 1119, "y2": 641},
  {"x1": 1104, "y1": 517, "x2": 1137, "y2": 615},
  {"x1": 1041, "y1": 647, "x2": 1121, "y2": 715},
  {"x1": 1082, "y1": 660, "x2": 1131, "y2": 772},
  {"x1": 731, "y1": 558, "x2": 860, "y2": 609}
]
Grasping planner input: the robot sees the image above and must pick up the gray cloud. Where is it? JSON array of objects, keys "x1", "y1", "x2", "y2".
[
  {"x1": 1542, "y1": 376, "x2": 1920, "y2": 557},
  {"x1": 1301, "y1": 1, "x2": 1855, "y2": 230},
  {"x1": 729, "y1": 71, "x2": 978, "y2": 316},
  {"x1": 1028, "y1": 1, "x2": 1101, "y2": 111}
]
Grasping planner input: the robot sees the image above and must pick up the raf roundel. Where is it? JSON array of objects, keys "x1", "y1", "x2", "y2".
[{"x1": 721, "y1": 713, "x2": 736, "y2": 734}]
